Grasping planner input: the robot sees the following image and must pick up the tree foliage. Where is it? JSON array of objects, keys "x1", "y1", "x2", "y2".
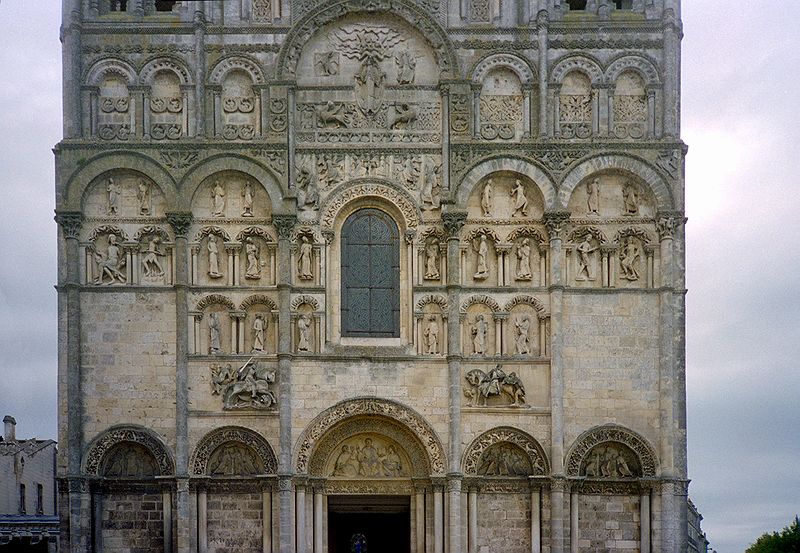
[{"x1": 746, "y1": 516, "x2": 800, "y2": 553}]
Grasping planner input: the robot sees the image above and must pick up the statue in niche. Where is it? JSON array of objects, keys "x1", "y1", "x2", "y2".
[
  {"x1": 296, "y1": 164, "x2": 319, "y2": 212},
  {"x1": 515, "y1": 238, "x2": 532, "y2": 281},
  {"x1": 94, "y1": 234, "x2": 126, "y2": 285},
  {"x1": 424, "y1": 317, "x2": 439, "y2": 355},
  {"x1": 252, "y1": 314, "x2": 266, "y2": 353},
  {"x1": 314, "y1": 51, "x2": 340, "y2": 76},
  {"x1": 298, "y1": 236, "x2": 314, "y2": 280},
  {"x1": 586, "y1": 178, "x2": 600, "y2": 215},
  {"x1": 244, "y1": 237, "x2": 261, "y2": 280},
  {"x1": 106, "y1": 178, "x2": 121, "y2": 216},
  {"x1": 141, "y1": 237, "x2": 165, "y2": 280},
  {"x1": 208, "y1": 444, "x2": 260, "y2": 476},
  {"x1": 316, "y1": 101, "x2": 350, "y2": 129},
  {"x1": 103, "y1": 444, "x2": 157, "y2": 478},
  {"x1": 208, "y1": 312, "x2": 222, "y2": 354},
  {"x1": 622, "y1": 181, "x2": 640, "y2": 215},
  {"x1": 297, "y1": 314, "x2": 311, "y2": 352},
  {"x1": 511, "y1": 179, "x2": 529, "y2": 217},
  {"x1": 478, "y1": 444, "x2": 534, "y2": 477},
  {"x1": 583, "y1": 445, "x2": 637, "y2": 478},
  {"x1": 389, "y1": 102, "x2": 417, "y2": 129},
  {"x1": 211, "y1": 180, "x2": 226, "y2": 217},
  {"x1": 207, "y1": 235, "x2": 223, "y2": 279},
  {"x1": 473, "y1": 235, "x2": 490, "y2": 280},
  {"x1": 575, "y1": 235, "x2": 597, "y2": 281},
  {"x1": 395, "y1": 48, "x2": 417, "y2": 84},
  {"x1": 210, "y1": 358, "x2": 277, "y2": 410},
  {"x1": 424, "y1": 240, "x2": 440, "y2": 280},
  {"x1": 514, "y1": 315, "x2": 532, "y2": 355},
  {"x1": 137, "y1": 179, "x2": 152, "y2": 216},
  {"x1": 619, "y1": 238, "x2": 642, "y2": 281},
  {"x1": 420, "y1": 161, "x2": 441, "y2": 211},
  {"x1": 481, "y1": 179, "x2": 493, "y2": 217},
  {"x1": 464, "y1": 364, "x2": 527, "y2": 407},
  {"x1": 241, "y1": 181, "x2": 254, "y2": 217},
  {"x1": 470, "y1": 314, "x2": 488, "y2": 355}
]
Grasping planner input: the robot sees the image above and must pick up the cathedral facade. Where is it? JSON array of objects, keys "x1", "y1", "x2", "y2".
[{"x1": 55, "y1": 1, "x2": 687, "y2": 551}]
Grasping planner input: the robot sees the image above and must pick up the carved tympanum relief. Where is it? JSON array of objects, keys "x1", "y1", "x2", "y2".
[
  {"x1": 327, "y1": 434, "x2": 411, "y2": 478},
  {"x1": 477, "y1": 443, "x2": 535, "y2": 477},
  {"x1": 468, "y1": 173, "x2": 544, "y2": 220},
  {"x1": 91, "y1": 231, "x2": 127, "y2": 285},
  {"x1": 102, "y1": 442, "x2": 158, "y2": 478},
  {"x1": 210, "y1": 359, "x2": 277, "y2": 410},
  {"x1": 581, "y1": 442, "x2": 641, "y2": 479},
  {"x1": 84, "y1": 172, "x2": 164, "y2": 218},
  {"x1": 207, "y1": 443, "x2": 263, "y2": 476},
  {"x1": 464, "y1": 364, "x2": 528, "y2": 407}
]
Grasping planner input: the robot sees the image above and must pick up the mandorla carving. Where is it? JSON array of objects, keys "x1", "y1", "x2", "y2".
[
  {"x1": 211, "y1": 358, "x2": 277, "y2": 410},
  {"x1": 464, "y1": 365, "x2": 527, "y2": 407}
]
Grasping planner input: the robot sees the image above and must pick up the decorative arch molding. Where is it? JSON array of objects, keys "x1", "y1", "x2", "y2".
[
  {"x1": 235, "y1": 226, "x2": 276, "y2": 243},
  {"x1": 558, "y1": 154, "x2": 675, "y2": 211},
  {"x1": 190, "y1": 426, "x2": 277, "y2": 475},
  {"x1": 566, "y1": 226, "x2": 608, "y2": 244},
  {"x1": 504, "y1": 295, "x2": 548, "y2": 316},
  {"x1": 294, "y1": 397, "x2": 446, "y2": 475},
  {"x1": 464, "y1": 226, "x2": 501, "y2": 243},
  {"x1": 277, "y1": 0, "x2": 458, "y2": 79},
  {"x1": 454, "y1": 157, "x2": 557, "y2": 210},
  {"x1": 565, "y1": 424, "x2": 658, "y2": 478},
  {"x1": 462, "y1": 426, "x2": 549, "y2": 476},
  {"x1": 178, "y1": 154, "x2": 287, "y2": 213},
  {"x1": 194, "y1": 226, "x2": 231, "y2": 242},
  {"x1": 139, "y1": 56, "x2": 192, "y2": 86},
  {"x1": 85, "y1": 57, "x2": 138, "y2": 86},
  {"x1": 614, "y1": 226, "x2": 653, "y2": 245},
  {"x1": 196, "y1": 294, "x2": 236, "y2": 311},
  {"x1": 240, "y1": 294, "x2": 278, "y2": 311},
  {"x1": 606, "y1": 54, "x2": 661, "y2": 87},
  {"x1": 417, "y1": 226, "x2": 445, "y2": 244},
  {"x1": 506, "y1": 226, "x2": 548, "y2": 246},
  {"x1": 460, "y1": 294, "x2": 501, "y2": 314},
  {"x1": 415, "y1": 294, "x2": 448, "y2": 311},
  {"x1": 62, "y1": 152, "x2": 178, "y2": 211},
  {"x1": 320, "y1": 179, "x2": 421, "y2": 233},
  {"x1": 84, "y1": 424, "x2": 173, "y2": 477},
  {"x1": 550, "y1": 54, "x2": 604, "y2": 85},
  {"x1": 87, "y1": 225, "x2": 129, "y2": 242},
  {"x1": 133, "y1": 226, "x2": 171, "y2": 242},
  {"x1": 291, "y1": 294, "x2": 320, "y2": 311},
  {"x1": 208, "y1": 55, "x2": 266, "y2": 86},
  {"x1": 472, "y1": 53, "x2": 536, "y2": 86}
]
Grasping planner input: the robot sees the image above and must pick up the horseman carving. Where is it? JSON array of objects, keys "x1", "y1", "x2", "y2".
[{"x1": 464, "y1": 364, "x2": 527, "y2": 407}]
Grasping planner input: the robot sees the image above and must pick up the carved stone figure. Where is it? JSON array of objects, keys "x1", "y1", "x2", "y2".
[
  {"x1": 420, "y1": 161, "x2": 441, "y2": 211},
  {"x1": 241, "y1": 181, "x2": 254, "y2": 217},
  {"x1": 511, "y1": 179, "x2": 529, "y2": 217},
  {"x1": 298, "y1": 236, "x2": 314, "y2": 280},
  {"x1": 207, "y1": 235, "x2": 223, "y2": 278},
  {"x1": 316, "y1": 101, "x2": 349, "y2": 128},
  {"x1": 586, "y1": 178, "x2": 600, "y2": 215},
  {"x1": 424, "y1": 317, "x2": 439, "y2": 355},
  {"x1": 516, "y1": 238, "x2": 532, "y2": 280},
  {"x1": 141, "y1": 237, "x2": 165, "y2": 280},
  {"x1": 619, "y1": 238, "x2": 641, "y2": 281},
  {"x1": 623, "y1": 181, "x2": 639, "y2": 215},
  {"x1": 252, "y1": 314, "x2": 266, "y2": 353},
  {"x1": 395, "y1": 48, "x2": 416, "y2": 84},
  {"x1": 464, "y1": 364, "x2": 527, "y2": 407},
  {"x1": 208, "y1": 312, "x2": 222, "y2": 354},
  {"x1": 106, "y1": 178, "x2": 121, "y2": 216},
  {"x1": 395, "y1": 155, "x2": 420, "y2": 190},
  {"x1": 321, "y1": 155, "x2": 343, "y2": 187},
  {"x1": 315, "y1": 51, "x2": 340, "y2": 76},
  {"x1": 582, "y1": 444, "x2": 638, "y2": 478},
  {"x1": 424, "y1": 240, "x2": 440, "y2": 280},
  {"x1": 576, "y1": 235, "x2": 597, "y2": 281},
  {"x1": 389, "y1": 102, "x2": 417, "y2": 129},
  {"x1": 481, "y1": 179, "x2": 493, "y2": 217},
  {"x1": 332, "y1": 445, "x2": 357, "y2": 477},
  {"x1": 471, "y1": 314, "x2": 488, "y2": 355},
  {"x1": 210, "y1": 358, "x2": 277, "y2": 410},
  {"x1": 208, "y1": 444, "x2": 260, "y2": 476},
  {"x1": 331, "y1": 437, "x2": 406, "y2": 478},
  {"x1": 478, "y1": 443, "x2": 533, "y2": 477},
  {"x1": 514, "y1": 315, "x2": 532, "y2": 355},
  {"x1": 473, "y1": 235, "x2": 490, "y2": 280},
  {"x1": 211, "y1": 180, "x2": 226, "y2": 217},
  {"x1": 296, "y1": 165, "x2": 319, "y2": 211},
  {"x1": 137, "y1": 179, "x2": 152, "y2": 216},
  {"x1": 244, "y1": 237, "x2": 261, "y2": 280},
  {"x1": 297, "y1": 314, "x2": 311, "y2": 352},
  {"x1": 94, "y1": 234, "x2": 126, "y2": 285},
  {"x1": 103, "y1": 444, "x2": 157, "y2": 478}
]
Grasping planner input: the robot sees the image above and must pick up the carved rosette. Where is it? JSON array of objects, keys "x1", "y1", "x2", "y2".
[
  {"x1": 565, "y1": 424, "x2": 658, "y2": 478},
  {"x1": 190, "y1": 426, "x2": 278, "y2": 476},
  {"x1": 84, "y1": 425, "x2": 173, "y2": 477}
]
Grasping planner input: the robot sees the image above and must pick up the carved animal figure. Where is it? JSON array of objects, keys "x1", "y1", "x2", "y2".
[{"x1": 464, "y1": 365, "x2": 527, "y2": 407}]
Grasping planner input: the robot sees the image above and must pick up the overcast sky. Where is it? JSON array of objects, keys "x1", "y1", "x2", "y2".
[{"x1": 0, "y1": 2, "x2": 798, "y2": 551}]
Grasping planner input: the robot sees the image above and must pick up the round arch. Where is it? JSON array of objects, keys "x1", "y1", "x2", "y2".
[
  {"x1": 295, "y1": 397, "x2": 446, "y2": 476},
  {"x1": 84, "y1": 57, "x2": 138, "y2": 86},
  {"x1": 277, "y1": 0, "x2": 459, "y2": 80},
  {"x1": 564, "y1": 424, "x2": 658, "y2": 478},
  {"x1": 550, "y1": 54, "x2": 604, "y2": 86},
  {"x1": 320, "y1": 178, "x2": 421, "y2": 233},
  {"x1": 472, "y1": 53, "x2": 536, "y2": 86},
  {"x1": 557, "y1": 153, "x2": 675, "y2": 211},
  {"x1": 605, "y1": 54, "x2": 662, "y2": 87},
  {"x1": 61, "y1": 151, "x2": 178, "y2": 211},
  {"x1": 83, "y1": 424, "x2": 174, "y2": 477},
  {"x1": 454, "y1": 157, "x2": 557, "y2": 211},
  {"x1": 208, "y1": 55, "x2": 266, "y2": 86},
  {"x1": 190, "y1": 426, "x2": 278, "y2": 476},
  {"x1": 462, "y1": 426, "x2": 549, "y2": 476},
  {"x1": 139, "y1": 55, "x2": 192, "y2": 86}
]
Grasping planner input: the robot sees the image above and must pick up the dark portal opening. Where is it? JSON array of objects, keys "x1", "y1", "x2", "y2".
[{"x1": 328, "y1": 495, "x2": 410, "y2": 553}]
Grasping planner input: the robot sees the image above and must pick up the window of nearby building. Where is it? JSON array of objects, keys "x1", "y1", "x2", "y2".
[
  {"x1": 19, "y1": 484, "x2": 26, "y2": 514},
  {"x1": 341, "y1": 209, "x2": 400, "y2": 338},
  {"x1": 36, "y1": 483, "x2": 44, "y2": 514}
]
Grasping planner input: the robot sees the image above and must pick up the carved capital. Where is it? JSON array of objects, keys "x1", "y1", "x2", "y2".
[
  {"x1": 550, "y1": 476, "x2": 568, "y2": 493},
  {"x1": 322, "y1": 230, "x2": 335, "y2": 245},
  {"x1": 442, "y1": 212, "x2": 467, "y2": 239},
  {"x1": 272, "y1": 214, "x2": 297, "y2": 240},
  {"x1": 656, "y1": 211, "x2": 682, "y2": 240},
  {"x1": 543, "y1": 211, "x2": 571, "y2": 239},
  {"x1": 55, "y1": 211, "x2": 83, "y2": 240},
  {"x1": 166, "y1": 212, "x2": 193, "y2": 239}
]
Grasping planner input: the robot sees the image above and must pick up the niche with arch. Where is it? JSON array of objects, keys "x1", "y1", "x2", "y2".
[
  {"x1": 192, "y1": 171, "x2": 272, "y2": 220},
  {"x1": 83, "y1": 171, "x2": 166, "y2": 219},
  {"x1": 191, "y1": 296, "x2": 235, "y2": 355},
  {"x1": 567, "y1": 172, "x2": 655, "y2": 219},
  {"x1": 148, "y1": 69, "x2": 185, "y2": 140},
  {"x1": 467, "y1": 172, "x2": 544, "y2": 221},
  {"x1": 479, "y1": 67, "x2": 525, "y2": 141},
  {"x1": 219, "y1": 70, "x2": 260, "y2": 140},
  {"x1": 559, "y1": 71, "x2": 593, "y2": 139},
  {"x1": 612, "y1": 71, "x2": 647, "y2": 139}
]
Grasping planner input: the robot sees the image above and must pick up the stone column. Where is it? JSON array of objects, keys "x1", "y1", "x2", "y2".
[
  {"x1": 433, "y1": 484, "x2": 444, "y2": 553},
  {"x1": 530, "y1": 485, "x2": 541, "y2": 553},
  {"x1": 569, "y1": 488, "x2": 578, "y2": 553},
  {"x1": 662, "y1": 7, "x2": 683, "y2": 138},
  {"x1": 549, "y1": 478, "x2": 567, "y2": 553},
  {"x1": 262, "y1": 485, "x2": 273, "y2": 553},
  {"x1": 198, "y1": 487, "x2": 208, "y2": 553},
  {"x1": 447, "y1": 477, "x2": 462, "y2": 553},
  {"x1": 441, "y1": 84, "x2": 451, "y2": 192},
  {"x1": 640, "y1": 486, "x2": 651, "y2": 553},
  {"x1": 537, "y1": 10, "x2": 550, "y2": 138},
  {"x1": 313, "y1": 489, "x2": 323, "y2": 553},
  {"x1": 295, "y1": 483, "x2": 306, "y2": 553},
  {"x1": 471, "y1": 85, "x2": 481, "y2": 138},
  {"x1": 193, "y1": 7, "x2": 206, "y2": 137},
  {"x1": 62, "y1": 8, "x2": 82, "y2": 138},
  {"x1": 467, "y1": 487, "x2": 477, "y2": 553},
  {"x1": 415, "y1": 485, "x2": 426, "y2": 553}
]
